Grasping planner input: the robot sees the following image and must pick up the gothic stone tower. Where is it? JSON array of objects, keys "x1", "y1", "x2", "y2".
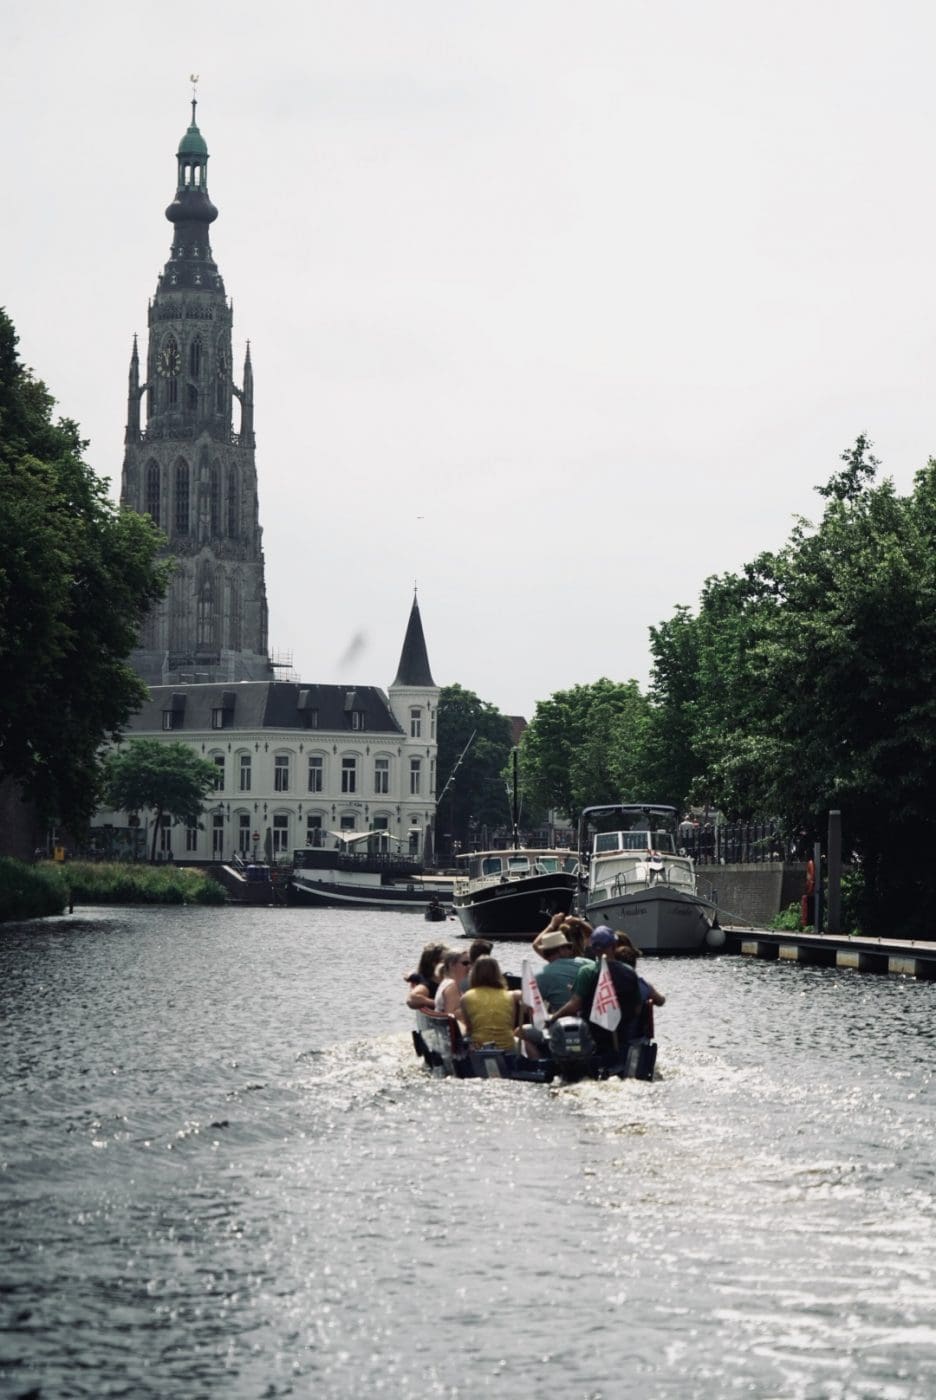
[{"x1": 121, "y1": 102, "x2": 272, "y2": 685}]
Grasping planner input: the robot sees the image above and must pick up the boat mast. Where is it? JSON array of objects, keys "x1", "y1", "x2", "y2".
[{"x1": 511, "y1": 748, "x2": 520, "y2": 850}]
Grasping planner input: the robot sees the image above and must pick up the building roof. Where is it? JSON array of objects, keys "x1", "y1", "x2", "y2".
[
  {"x1": 126, "y1": 682, "x2": 405, "y2": 735},
  {"x1": 391, "y1": 594, "x2": 435, "y2": 688}
]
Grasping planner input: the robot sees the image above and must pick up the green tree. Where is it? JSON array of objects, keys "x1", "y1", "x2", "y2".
[
  {"x1": 651, "y1": 436, "x2": 936, "y2": 933},
  {"x1": 102, "y1": 740, "x2": 219, "y2": 862},
  {"x1": 0, "y1": 309, "x2": 169, "y2": 833},
  {"x1": 436, "y1": 684, "x2": 514, "y2": 853},
  {"x1": 518, "y1": 678, "x2": 652, "y2": 823}
]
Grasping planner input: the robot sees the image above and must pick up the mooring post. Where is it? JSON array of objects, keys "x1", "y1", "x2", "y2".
[{"x1": 827, "y1": 809, "x2": 842, "y2": 934}]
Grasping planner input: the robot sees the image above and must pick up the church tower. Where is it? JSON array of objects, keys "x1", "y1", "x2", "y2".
[{"x1": 121, "y1": 101, "x2": 272, "y2": 685}]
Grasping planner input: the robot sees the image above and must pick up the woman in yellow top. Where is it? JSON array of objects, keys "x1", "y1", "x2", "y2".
[{"x1": 460, "y1": 956, "x2": 522, "y2": 1052}]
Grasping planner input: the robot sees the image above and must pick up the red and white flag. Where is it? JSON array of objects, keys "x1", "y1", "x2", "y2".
[
  {"x1": 521, "y1": 957, "x2": 547, "y2": 1029},
  {"x1": 590, "y1": 955, "x2": 621, "y2": 1032}
]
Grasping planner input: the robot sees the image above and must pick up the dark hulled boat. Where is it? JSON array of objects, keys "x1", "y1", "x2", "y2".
[{"x1": 451, "y1": 847, "x2": 578, "y2": 938}]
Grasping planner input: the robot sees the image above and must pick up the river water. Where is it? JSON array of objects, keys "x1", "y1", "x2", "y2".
[{"x1": 2, "y1": 905, "x2": 936, "y2": 1399}]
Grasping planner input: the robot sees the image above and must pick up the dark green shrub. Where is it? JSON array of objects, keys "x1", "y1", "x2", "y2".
[{"x1": 0, "y1": 858, "x2": 69, "y2": 921}]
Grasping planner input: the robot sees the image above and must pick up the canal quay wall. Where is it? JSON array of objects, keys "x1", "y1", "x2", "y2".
[
  {"x1": 696, "y1": 861, "x2": 806, "y2": 928},
  {"x1": 721, "y1": 926, "x2": 936, "y2": 980}
]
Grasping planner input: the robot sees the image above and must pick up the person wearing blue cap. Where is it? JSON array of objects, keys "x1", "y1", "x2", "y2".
[{"x1": 544, "y1": 925, "x2": 641, "y2": 1054}]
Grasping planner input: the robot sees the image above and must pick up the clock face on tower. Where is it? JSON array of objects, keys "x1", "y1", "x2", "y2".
[{"x1": 157, "y1": 342, "x2": 181, "y2": 377}]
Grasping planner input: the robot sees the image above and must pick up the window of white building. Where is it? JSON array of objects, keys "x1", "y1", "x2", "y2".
[
  {"x1": 410, "y1": 757, "x2": 421, "y2": 795},
  {"x1": 239, "y1": 754, "x2": 251, "y2": 792},
  {"x1": 273, "y1": 814, "x2": 289, "y2": 854},
  {"x1": 308, "y1": 755, "x2": 324, "y2": 793},
  {"x1": 341, "y1": 757, "x2": 357, "y2": 794},
  {"x1": 274, "y1": 755, "x2": 290, "y2": 792},
  {"x1": 410, "y1": 708, "x2": 421, "y2": 738},
  {"x1": 374, "y1": 757, "x2": 389, "y2": 794}
]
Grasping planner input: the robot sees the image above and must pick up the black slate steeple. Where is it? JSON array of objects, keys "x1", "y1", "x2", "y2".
[{"x1": 392, "y1": 593, "x2": 435, "y2": 687}]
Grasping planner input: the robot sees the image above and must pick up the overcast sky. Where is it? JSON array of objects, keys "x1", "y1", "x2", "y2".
[{"x1": 5, "y1": 0, "x2": 936, "y2": 720}]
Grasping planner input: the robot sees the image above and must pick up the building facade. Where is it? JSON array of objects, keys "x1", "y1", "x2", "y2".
[
  {"x1": 120, "y1": 100, "x2": 272, "y2": 685},
  {"x1": 96, "y1": 596, "x2": 439, "y2": 863}
]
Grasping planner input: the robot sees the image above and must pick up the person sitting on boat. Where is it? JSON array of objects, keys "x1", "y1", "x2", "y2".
[
  {"x1": 434, "y1": 948, "x2": 470, "y2": 1017},
  {"x1": 425, "y1": 896, "x2": 446, "y2": 922},
  {"x1": 544, "y1": 927, "x2": 642, "y2": 1059},
  {"x1": 460, "y1": 956, "x2": 523, "y2": 1054},
  {"x1": 533, "y1": 912, "x2": 591, "y2": 960},
  {"x1": 614, "y1": 932, "x2": 665, "y2": 1038},
  {"x1": 460, "y1": 938, "x2": 494, "y2": 992},
  {"x1": 404, "y1": 941, "x2": 447, "y2": 1012},
  {"x1": 535, "y1": 929, "x2": 588, "y2": 1013}
]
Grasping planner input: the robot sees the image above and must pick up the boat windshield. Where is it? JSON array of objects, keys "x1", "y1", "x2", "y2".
[
  {"x1": 593, "y1": 830, "x2": 676, "y2": 854},
  {"x1": 481, "y1": 856, "x2": 504, "y2": 877},
  {"x1": 506, "y1": 856, "x2": 531, "y2": 874}
]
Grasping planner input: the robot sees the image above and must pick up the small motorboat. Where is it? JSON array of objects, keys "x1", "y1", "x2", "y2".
[{"x1": 411, "y1": 1008, "x2": 656, "y2": 1083}]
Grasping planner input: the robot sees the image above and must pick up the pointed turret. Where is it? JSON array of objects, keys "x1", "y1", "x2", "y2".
[
  {"x1": 392, "y1": 592, "x2": 435, "y2": 687},
  {"x1": 125, "y1": 335, "x2": 141, "y2": 442},
  {"x1": 241, "y1": 342, "x2": 254, "y2": 445}
]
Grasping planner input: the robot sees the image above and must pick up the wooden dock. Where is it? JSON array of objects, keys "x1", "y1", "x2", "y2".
[{"x1": 721, "y1": 926, "x2": 936, "y2": 979}]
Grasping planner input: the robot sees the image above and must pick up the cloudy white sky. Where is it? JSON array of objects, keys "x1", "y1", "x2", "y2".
[{"x1": 5, "y1": 0, "x2": 936, "y2": 719}]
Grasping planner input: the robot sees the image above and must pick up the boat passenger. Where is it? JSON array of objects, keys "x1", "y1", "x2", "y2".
[
  {"x1": 460, "y1": 956, "x2": 522, "y2": 1052},
  {"x1": 459, "y1": 938, "x2": 494, "y2": 992},
  {"x1": 533, "y1": 913, "x2": 591, "y2": 960},
  {"x1": 545, "y1": 927, "x2": 642, "y2": 1058},
  {"x1": 404, "y1": 941, "x2": 447, "y2": 1012},
  {"x1": 534, "y1": 930, "x2": 588, "y2": 1013},
  {"x1": 434, "y1": 949, "x2": 470, "y2": 1017},
  {"x1": 614, "y1": 932, "x2": 665, "y2": 1038}
]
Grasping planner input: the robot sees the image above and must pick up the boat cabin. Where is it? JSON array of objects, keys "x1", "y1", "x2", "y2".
[
  {"x1": 457, "y1": 849, "x2": 578, "y2": 884},
  {"x1": 593, "y1": 830, "x2": 676, "y2": 856}
]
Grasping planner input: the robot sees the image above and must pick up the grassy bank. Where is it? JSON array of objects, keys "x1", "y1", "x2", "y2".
[
  {"x1": 47, "y1": 860, "x2": 227, "y2": 907},
  {"x1": 0, "y1": 858, "x2": 70, "y2": 921}
]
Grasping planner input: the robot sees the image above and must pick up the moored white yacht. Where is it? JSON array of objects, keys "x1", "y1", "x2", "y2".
[{"x1": 578, "y1": 804, "x2": 720, "y2": 954}]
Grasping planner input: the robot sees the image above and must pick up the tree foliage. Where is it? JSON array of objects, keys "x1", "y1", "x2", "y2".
[
  {"x1": 436, "y1": 684, "x2": 514, "y2": 852},
  {"x1": 518, "y1": 678, "x2": 652, "y2": 823},
  {"x1": 102, "y1": 740, "x2": 219, "y2": 861},
  {"x1": 0, "y1": 309, "x2": 169, "y2": 831},
  {"x1": 648, "y1": 436, "x2": 936, "y2": 933}
]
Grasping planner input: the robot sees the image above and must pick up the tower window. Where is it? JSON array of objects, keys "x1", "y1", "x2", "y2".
[
  {"x1": 189, "y1": 337, "x2": 202, "y2": 379},
  {"x1": 226, "y1": 470, "x2": 238, "y2": 538},
  {"x1": 145, "y1": 462, "x2": 160, "y2": 526},
  {"x1": 210, "y1": 462, "x2": 221, "y2": 536},
  {"x1": 175, "y1": 460, "x2": 190, "y2": 534}
]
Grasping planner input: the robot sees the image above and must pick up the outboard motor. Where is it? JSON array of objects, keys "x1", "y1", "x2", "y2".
[{"x1": 548, "y1": 1016, "x2": 598, "y2": 1082}]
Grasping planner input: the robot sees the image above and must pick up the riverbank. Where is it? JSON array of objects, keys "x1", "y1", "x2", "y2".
[{"x1": 0, "y1": 858, "x2": 225, "y2": 920}]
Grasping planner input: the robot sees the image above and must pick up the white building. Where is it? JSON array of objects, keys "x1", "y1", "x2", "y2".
[{"x1": 95, "y1": 596, "x2": 439, "y2": 863}]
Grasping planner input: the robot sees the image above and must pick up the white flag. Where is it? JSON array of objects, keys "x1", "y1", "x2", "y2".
[
  {"x1": 590, "y1": 955, "x2": 621, "y2": 1032},
  {"x1": 521, "y1": 957, "x2": 547, "y2": 1029}
]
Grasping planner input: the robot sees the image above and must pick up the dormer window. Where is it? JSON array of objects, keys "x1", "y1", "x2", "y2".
[
  {"x1": 211, "y1": 691, "x2": 236, "y2": 730},
  {"x1": 298, "y1": 689, "x2": 319, "y2": 729},
  {"x1": 162, "y1": 693, "x2": 186, "y2": 730},
  {"x1": 351, "y1": 710, "x2": 365, "y2": 731}
]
